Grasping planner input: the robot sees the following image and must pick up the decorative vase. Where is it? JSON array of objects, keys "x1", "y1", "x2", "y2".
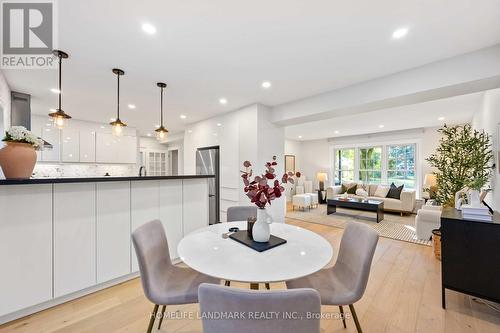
[
  {"x1": 252, "y1": 208, "x2": 273, "y2": 242},
  {"x1": 0, "y1": 142, "x2": 37, "y2": 179}
]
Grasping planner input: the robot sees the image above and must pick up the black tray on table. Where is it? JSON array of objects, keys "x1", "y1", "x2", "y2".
[{"x1": 229, "y1": 230, "x2": 287, "y2": 252}]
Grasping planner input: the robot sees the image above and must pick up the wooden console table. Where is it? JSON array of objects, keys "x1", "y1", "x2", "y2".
[{"x1": 440, "y1": 207, "x2": 500, "y2": 309}]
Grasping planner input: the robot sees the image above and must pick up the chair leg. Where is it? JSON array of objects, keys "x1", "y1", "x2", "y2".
[
  {"x1": 339, "y1": 305, "x2": 347, "y2": 328},
  {"x1": 349, "y1": 304, "x2": 362, "y2": 333},
  {"x1": 157, "y1": 305, "x2": 166, "y2": 330},
  {"x1": 147, "y1": 304, "x2": 159, "y2": 333},
  {"x1": 265, "y1": 283, "x2": 270, "y2": 290},
  {"x1": 225, "y1": 280, "x2": 231, "y2": 286}
]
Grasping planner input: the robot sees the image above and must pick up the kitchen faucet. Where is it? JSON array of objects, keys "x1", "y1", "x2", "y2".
[{"x1": 139, "y1": 166, "x2": 147, "y2": 177}]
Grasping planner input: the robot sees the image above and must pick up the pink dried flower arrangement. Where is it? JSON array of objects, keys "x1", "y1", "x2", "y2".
[{"x1": 241, "y1": 156, "x2": 301, "y2": 208}]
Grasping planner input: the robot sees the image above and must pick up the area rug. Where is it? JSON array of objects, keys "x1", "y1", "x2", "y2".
[{"x1": 286, "y1": 204, "x2": 431, "y2": 246}]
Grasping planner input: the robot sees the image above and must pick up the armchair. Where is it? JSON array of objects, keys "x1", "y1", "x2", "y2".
[{"x1": 415, "y1": 205, "x2": 442, "y2": 240}]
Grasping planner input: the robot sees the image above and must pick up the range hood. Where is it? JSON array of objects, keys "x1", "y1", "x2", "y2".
[{"x1": 11, "y1": 91, "x2": 53, "y2": 149}]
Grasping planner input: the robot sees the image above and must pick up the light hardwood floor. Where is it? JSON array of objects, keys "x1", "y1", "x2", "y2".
[{"x1": 1, "y1": 218, "x2": 500, "y2": 333}]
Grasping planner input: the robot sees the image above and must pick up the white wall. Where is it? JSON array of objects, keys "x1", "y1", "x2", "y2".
[
  {"x1": 472, "y1": 88, "x2": 500, "y2": 210},
  {"x1": 299, "y1": 139, "x2": 332, "y2": 190},
  {"x1": 183, "y1": 104, "x2": 286, "y2": 222}
]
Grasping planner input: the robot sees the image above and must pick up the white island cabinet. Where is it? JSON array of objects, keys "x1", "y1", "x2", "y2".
[
  {"x1": 54, "y1": 183, "x2": 96, "y2": 297},
  {"x1": 0, "y1": 185, "x2": 53, "y2": 318},
  {"x1": 0, "y1": 176, "x2": 212, "y2": 324}
]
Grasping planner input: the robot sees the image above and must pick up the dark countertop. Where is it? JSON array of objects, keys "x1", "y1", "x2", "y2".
[
  {"x1": 0, "y1": 175, "x2": 215, "y2": 185},
  {"x1": 441, "y1": 207, "x2": 500, "y2": 225}
]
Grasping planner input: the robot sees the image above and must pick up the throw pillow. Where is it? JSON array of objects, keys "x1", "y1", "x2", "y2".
[
  {"x1": 341, "y1": 184, "x2": 348, "y2": 193},
  {"x1": 346, "y1": 184, "x2": 357, "y2": 194},
  {"x1": 373, "y1": 185, "x2": 390, "y2": 198},
  {"x1": 386, "y1": 183, "x2": 404, "y2": 199},
  {"x1": 356, "y1": 188, "x2": 368, "y2": 197}
]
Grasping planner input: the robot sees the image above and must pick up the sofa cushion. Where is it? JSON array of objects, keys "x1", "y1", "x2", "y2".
[
  {"x1": 386, "y1": 183, "x2": 404, "y2": 200},
  {"x1": 346, "y1": 184, "x2": 357, "y2": 194},
  {"x1": 373, "y1": 185, "x2": 390, "y2": 198},
  {"x1": 368, "y1": 184, "x2": 378, "y2": 196}
]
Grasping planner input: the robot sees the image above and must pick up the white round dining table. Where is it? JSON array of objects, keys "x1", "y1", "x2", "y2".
[{"x1": 177, "y1": 221, "x2": 333, "y2": 284}]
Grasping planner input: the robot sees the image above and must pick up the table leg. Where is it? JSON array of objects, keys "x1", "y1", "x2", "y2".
[
  {"x1": 250, "y1": 283, "x2": 259, "y2": 290},
  {"x1": 327, "y1": 204, "x2": 336, "y2": 215},
  {"x1": 377, "y1": 206, "x2": 384, "y2": 223}
]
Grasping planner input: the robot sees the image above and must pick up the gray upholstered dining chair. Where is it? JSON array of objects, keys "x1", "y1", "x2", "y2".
[
  {"x1": 286, "y1": 222, "x2": 379, "y2": 333},
  {"x1": 226, "y1": 205, "x2": 257, "y2": 222},
  {"x1": 132, "y1": 220, "x2": 219, "y2": 333},
  {"x1": 199, "y1": 283, "x2": 321, "y2": 333}
]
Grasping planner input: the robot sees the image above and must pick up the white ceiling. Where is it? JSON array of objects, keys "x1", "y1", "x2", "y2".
[
  {"x1": 3, "y1": 0, "x2": 500, "y2": 136},
  {"x1": 284, "y1": 92, "x2": 484, "y2": 140}
]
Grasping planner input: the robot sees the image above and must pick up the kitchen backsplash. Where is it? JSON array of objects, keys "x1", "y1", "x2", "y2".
[{"x1": 33, "y1": 163, "x2": 138, "y2": 178}]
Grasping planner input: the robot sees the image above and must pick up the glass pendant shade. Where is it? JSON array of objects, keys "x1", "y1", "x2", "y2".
[
  {"x1": 48, "y1": 50, "x2": 71, "y2": 128},
  {"x1": 155, "y1": 82, "x2": 168, "y2": 141},
  {"x1": 111, "y1": 68, "x2": 126, "y2": 136}
]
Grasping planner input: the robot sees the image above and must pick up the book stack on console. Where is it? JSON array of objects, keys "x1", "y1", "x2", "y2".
[{"x1": 461, "y1": 204, "x2": 493, "y2": 222}]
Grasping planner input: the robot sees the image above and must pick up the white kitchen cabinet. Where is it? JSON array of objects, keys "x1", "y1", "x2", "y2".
[
  {"x1": 41, "y1": 127, "x2": 61, "y2": 162},
  {"x1": 96, "y1": 182, "x2": 131, "y2": 283},
  {"x1": 61, "y1": 128, "x2": 79, "y2": 162},
  {"x1": 131, "y1": 180, "x2": 160, "y2": 271},
  {"x1": 0, "y1": 185, "x2": 53, "y2": 317},
  {"x1": 96, "y1": 133, "x2": 137, "y2": 164},
  {"x1": 53, "y1": 183, "x2": 96, "y2": 297},
  {"x1": 182, "y1": 178, "x2": 209, "y2": 235},
  {"x1": 80, "y1": 130, "x2": 96, "y2": 162},
  {"x1": 159, "y1": 180, "x2": 183, "y2": 259}
]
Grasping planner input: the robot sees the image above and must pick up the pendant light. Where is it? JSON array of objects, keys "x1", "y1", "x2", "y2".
[
  {"x1": 48, "y1": 50, "x2": 71, "y2": 128},
  {"x1": 155, "y1": 82, "x2": 168, "y2": 140},
  {"x1": 110, "y1": 68, "x2": 126, "y2": 136}
]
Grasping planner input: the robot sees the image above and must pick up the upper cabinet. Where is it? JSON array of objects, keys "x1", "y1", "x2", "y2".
[
  {"x1": 61, "y1": 128, "x2": 80, "y2": 162},
  {"x1": 80, "y1": 130, "x2": 96, "y2": 162},
  {"x1": 95, "y1": 133, "x2": 137, "y2": 164},
  {"x1": 41, "y1": 127, "x2": 61, "y2": 162}
]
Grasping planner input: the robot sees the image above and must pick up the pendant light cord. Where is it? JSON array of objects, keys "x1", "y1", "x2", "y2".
[
  {"x1": 160, "y1": 85, "x2": 164, "y2": 126},
  {"x1": 117, "y1": 72, "x2": 120, "y2": 120},
  {"x1": 58, "y1": 54, "x2": 62, "y2": 111}
]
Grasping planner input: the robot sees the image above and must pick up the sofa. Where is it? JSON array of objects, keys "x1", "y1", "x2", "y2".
[{"x1": 326, "y1": 183, "x2": 416, "y2": 214}]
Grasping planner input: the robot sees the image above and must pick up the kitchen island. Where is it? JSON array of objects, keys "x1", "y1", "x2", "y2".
[{"x1": 0, "y1": 175, "x2": 214, "y2": 323}]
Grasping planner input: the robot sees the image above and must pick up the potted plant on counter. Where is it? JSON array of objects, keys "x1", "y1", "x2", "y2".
[
  {"x1": 0, "y1": 126, "x2": 43, "y2": 179},
  {"x1": 241, "y1": 156, "x2": 300, "y2": 242}
]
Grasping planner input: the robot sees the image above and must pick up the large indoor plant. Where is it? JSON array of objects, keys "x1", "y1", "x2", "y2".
[
  {"x1": 241, "y1": 156, "x2": 300, "y2": 242},
  {"x1": 0, "y1": 126, "x2": 43, "y2": 179},
  {"x1": 426, "y1": 124, "x2": 493, "y2": 207}
]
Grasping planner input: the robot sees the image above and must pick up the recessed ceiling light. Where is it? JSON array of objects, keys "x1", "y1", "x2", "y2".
[
  {"x1": 188, "y1": 130, "x2": 193, "y2": 133},
  {"x1": 110, "y1": 118, "x2": 116, "y2": 122},
  {"x1": 155, "y1": 124, "x2": 160, "y2": 128},
  {"x1": 378, "y1": 124, "x2": 385, "y2": 128},
  {"x1": 142, "y1": 23, "x2": 156, "y2": 35},
  {"x1": 100, "y1": 125, "x2": 105, "y2": 129},
  {"x1": 334, "y1": 130, "x2": 339, "y2": 134},
  {"x1": 180, "y1": 114, "x2": 187, "y2": 119},
  {"x1": 128, "y1": 104, "x2": 136, "y2": 109},
  {"x1": 298, "y1": 135, "x2": 303, "y2": 139},
  {"x1": 147, "y1": 133, "x2": 152, "y2": 137},
  {"x1": 392, "y1": 27, "x2": 408, "y2": 39},
  {"x1": 261, "y1": 81, "x2": 272, "y2": 89},
  {"x1": 49, "y1": 108, "x2": 56, "y2": 112},
  {"x1": 219, "y1": 98, "x2": 227, "y2": 105},
  {"x1": 216, "y1": 123, "x2": 222, "y2": 127},
  {"x1": 438, "y1": 116, "x2": 445, "y2": 121},
  {"x1": 50, "y1": 88, "x2": 60, "y2": 93},
  {"x1": 45, "y1": 123, "x2": 51, "y2": 127}
]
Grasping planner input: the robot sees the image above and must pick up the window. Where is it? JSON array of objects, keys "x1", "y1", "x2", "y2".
[
  {"x1": 358, "y1": 147, "x2": 382, "y2": 184},
  {"x1": 335, "y1": 148, "x2": 355, "y2": 185},
  {"x1": 387, "y1": 144, "x2": 416, "y2": 189}
]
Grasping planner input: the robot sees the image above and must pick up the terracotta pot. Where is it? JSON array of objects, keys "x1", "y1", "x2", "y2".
[{"x1": 0, "y1": 142, "x2": 37, "y2": 179}]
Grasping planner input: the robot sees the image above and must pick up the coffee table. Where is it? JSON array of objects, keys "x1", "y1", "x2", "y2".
[{"x1": 327, "y1": 197, "x2": 384, "y2": 222}]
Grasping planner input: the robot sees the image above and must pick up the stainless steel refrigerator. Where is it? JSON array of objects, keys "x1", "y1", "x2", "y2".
[{"x1": 196, "y1": 146, "x2": 220, "y2": 224}]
